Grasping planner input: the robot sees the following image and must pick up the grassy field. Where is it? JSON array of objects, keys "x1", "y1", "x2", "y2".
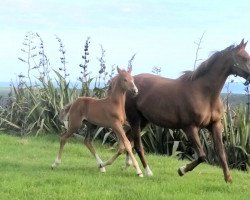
[{"x1": 0, "y1": 133, "x2": 250, "y2": 200}]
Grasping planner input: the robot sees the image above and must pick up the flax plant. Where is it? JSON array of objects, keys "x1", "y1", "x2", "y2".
[
  {"x1": 0, "y1": 32, "x2": 79, "y2": 135},
  {"x1": 79, "y1": 37, "x2": 93, "y2": 96}
]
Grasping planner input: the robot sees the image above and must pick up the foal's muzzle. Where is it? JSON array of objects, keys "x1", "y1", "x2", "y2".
[{"x1": 130, "y1": 87, "x2": 138, "y2": 96}]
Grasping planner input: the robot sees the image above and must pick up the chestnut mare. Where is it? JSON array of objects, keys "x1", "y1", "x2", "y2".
[
  {"x1": 123, "y1": 40, "x2": 250, "y2": 183},
  {"x1": 51, "y1": 67, "x2": 143, "y2": 176}
]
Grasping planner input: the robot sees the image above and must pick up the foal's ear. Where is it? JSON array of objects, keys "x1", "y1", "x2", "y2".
[
  {"x1": 127, "y1": 66, "x2": 132, "y2": 74},
  {"x1": 117, "y1": 66, "x2": 122, "y2": 74}
]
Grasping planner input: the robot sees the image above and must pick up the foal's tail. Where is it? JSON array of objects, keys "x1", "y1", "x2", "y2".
[{"x1": 59, "y1": 103, "x2": 72, "y2": 122}]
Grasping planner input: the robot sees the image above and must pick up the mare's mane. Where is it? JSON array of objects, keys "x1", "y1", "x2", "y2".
[{"x1": 180, "y1": 44, "x2": 236, "y2": 81}]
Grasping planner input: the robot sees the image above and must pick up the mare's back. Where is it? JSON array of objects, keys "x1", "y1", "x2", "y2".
[
  {"x1": 126, "y1": 73, "x2": 214, "y2": 128},
  {"x1": 133, "y1": 74, "x2": 176, "y2": 95}
]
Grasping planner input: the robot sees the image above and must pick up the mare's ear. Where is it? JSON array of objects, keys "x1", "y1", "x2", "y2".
[
  {"x1": 237, "y1": 39, "x2": 247, "y2": 50},
  {"x1": 117, "y1": 66, "x2": 122, "y2": 74},
  {"x1": 239, "y1": 39, "x2": 246, "y2": 49},
  {"x1": 244, "y1": 41, "x2": 248, "y2": 48},
  {"x1": 240, "y1": 39, "x2": 244, "y2": 47}
]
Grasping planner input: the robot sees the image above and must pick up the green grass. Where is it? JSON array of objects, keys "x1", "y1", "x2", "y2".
[{"x1": 0, "y1": 133, "x2": 250, "y2": 200}]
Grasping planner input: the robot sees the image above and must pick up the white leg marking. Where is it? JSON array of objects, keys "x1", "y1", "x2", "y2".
[
  {"x1": 95, "y1": 154, "x2": 106, "y2": 173},
  {"x1": 179, "y1": 166, "x2": 186, "y2": 175},
  {"x1": 145, "y1": 165, "x2": 153, "y2": 176},
  {"x1": 51, "y1": 157, "x2": 61, "y2": 168},
  {"x1": 124, "y1": 154, "x2": 132, "y2": 169}
]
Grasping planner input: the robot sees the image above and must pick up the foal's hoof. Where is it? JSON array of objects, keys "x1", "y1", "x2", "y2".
[
  {"x1": 51, "y1": 164, "x2": 57, "y2": 170},
  {"x1": 137, "y1": 173, "x2": 144, "y2": 177},
  {"x1": 100, "y1": 167, "x2": 106, "y2": 173},
  {"x1": 99, "y1": 163, "x2": 106, "y2": 173},
  {"x1": 178, "y1": 166, "x2": 186, "y2": 176},
  {"x1": 122, "y1": 164, "x2": 131, "y2": 171}
]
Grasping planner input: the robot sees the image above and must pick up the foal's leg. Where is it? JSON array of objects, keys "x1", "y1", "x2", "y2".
[
  {"x1": 101, "y1": 140, "x2": 126, "y2": 168},
  {"x1": 178, "y1": 126, "x2": 206, "y2": 176},
  {"x1": 210, "y1": 122, "x2": 232, "y2": 183},
  {"x1": 51, "y1": 117, "x2": 81, "y2": 169},
  {"x1": 51, "y1": 128, "x2": 77, "y2": 168},
  {"x1": 83, "y1": 123, "x2": 106, "y2": 173},
  {"x1": 101, "y1": 122, "x2": 143, "y2": 177}
]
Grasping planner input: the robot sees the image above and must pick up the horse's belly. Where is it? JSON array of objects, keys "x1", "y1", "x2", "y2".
[{"x1": 141, "y1": 108, "x2": 181, "y2": 128}]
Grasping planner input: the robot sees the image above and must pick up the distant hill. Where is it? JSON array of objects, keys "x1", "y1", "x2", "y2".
[
  {"x1": 222, "y1": 82, "x2": 249, "y2": 94},
  {"x1": 0, "y1": 81, "x2": 248, "y2": 94},
  {"x1": 0, "y1": 82, "x2": 11, "y2": 87},
  {"x1": 0, "y1": 81, "x2": 249, "y2": 107},
  {"x1": 221, "y1": 93, "x2": 249, "y2": 107}
]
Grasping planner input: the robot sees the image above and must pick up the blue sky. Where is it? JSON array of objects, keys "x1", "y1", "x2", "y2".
[{"x1": 1, "y1": 0, "x2": 250, "y2": 83}]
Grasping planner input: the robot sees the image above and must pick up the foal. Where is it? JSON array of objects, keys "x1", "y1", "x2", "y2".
[{"x1": 51, "y1": 67, "x2": 143, "y2": 176}]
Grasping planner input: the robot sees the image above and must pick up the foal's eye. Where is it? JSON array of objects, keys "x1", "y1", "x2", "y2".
[{"x1": 123, "y1": 79, "x2": 128, "y2": 82}]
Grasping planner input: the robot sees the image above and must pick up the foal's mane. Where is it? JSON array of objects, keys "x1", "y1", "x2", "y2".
[
  {"x1": 107, "y1": 69, "x2": 127, "y2": 95},
  {"x1": 181, "y1": 44, "x2": 236, "y2": 81}
]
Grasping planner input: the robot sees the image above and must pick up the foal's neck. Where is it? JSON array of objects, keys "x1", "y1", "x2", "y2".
[{"x1": 109, "y1": 81, "x2": 126, "y2": 105}]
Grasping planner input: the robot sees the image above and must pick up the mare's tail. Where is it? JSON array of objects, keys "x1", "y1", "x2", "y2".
[{"x1": 59, "y1": 103, "x2": 72, "y2": 122}]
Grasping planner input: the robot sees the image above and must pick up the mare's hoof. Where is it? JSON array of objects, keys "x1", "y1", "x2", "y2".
[
  {"x1": 145, "y1": 166, "x2": 153, "y2": 176},
  {"x1": 137, "y1": 173, "x2": 144, "y2": 177},
  {"x1": 178, "y1": 166, "x2": 186, "y2": 176},
  {"x1": 226, "y1": 176, "x2": 233, "y2": 183}
]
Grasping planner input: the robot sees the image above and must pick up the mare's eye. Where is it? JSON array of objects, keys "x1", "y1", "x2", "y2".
[{"x1": 124, "y1": 79, "x2": 127, "y2": 82}]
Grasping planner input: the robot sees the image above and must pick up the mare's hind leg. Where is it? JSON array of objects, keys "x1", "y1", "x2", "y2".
[
  {"x1": 210, "y1": 122, "x2": 232, "y2": 183},
  {"x1": 178, "y1": 126, "x2": 206, "y2": 176},
  {"x1": 83, "y1": 122, "x2": 106, "y2": 173},
  {"x1": 51, "y1": 116, "x2": 82, "y2": 169}
]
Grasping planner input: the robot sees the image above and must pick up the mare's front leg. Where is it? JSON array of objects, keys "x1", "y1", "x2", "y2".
[
  {"x1": 83, "y1": 123, "x2": 106, "y2": 173},
  {"x1": 126, "y1": 127, "x2": 153, "y2": 176},
  {"x1": 178, "y1": 126, "x2": 206, "y2": 176},
  {"x1": 210, "y1": 122, "x2": 232, "y2": 183}
]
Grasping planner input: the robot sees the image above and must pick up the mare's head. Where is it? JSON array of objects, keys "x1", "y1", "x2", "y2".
[
  {"x1": 116, "y1": 67, "x2": 138, "y2": 95},
  {"x1": 227, "y1": 39, "x2": 250, "y2": 85}
]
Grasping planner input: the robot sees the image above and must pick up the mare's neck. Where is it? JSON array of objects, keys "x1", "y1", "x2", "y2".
[{"x1": 199, "y1": 55, "x2": 231, "y2": 98}]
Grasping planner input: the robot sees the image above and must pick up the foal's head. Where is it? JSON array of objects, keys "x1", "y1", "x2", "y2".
[
  {"x1": 227, "y1": 39, "x2": 250, "y2": 85},
  {"x1": 116, "y1": 67, "x2": 138, "y2": 95}
]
